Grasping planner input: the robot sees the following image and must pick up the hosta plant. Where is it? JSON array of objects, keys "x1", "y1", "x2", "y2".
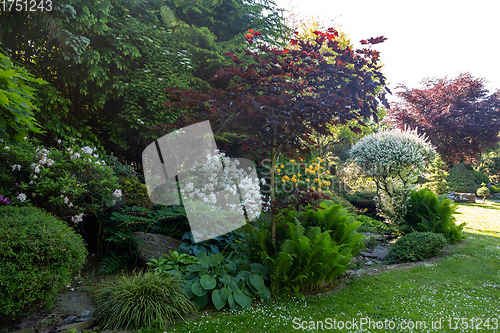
[{"x1": 149, "y1": 251, "x2": 270, "y2": 311}]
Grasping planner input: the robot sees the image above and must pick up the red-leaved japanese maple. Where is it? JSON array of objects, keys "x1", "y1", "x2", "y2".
[
  {"x1": 160, "y1": 29, "x2": 389, "y2": 242},
  {"x1": 386, "y1": 73, "x2": 500, "y2": 165}
]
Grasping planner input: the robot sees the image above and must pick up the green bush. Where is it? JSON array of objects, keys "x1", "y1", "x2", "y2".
[
  {"x1": 386, "y1": 232, "x2": 447, "y2": 263},
  {"x1": 93, "y1": 271, "x2": 196, "y2": 330},
  {"x1": 245, "y1": 202, "x2": 364, "y2": 294},
  {"x1": 421, "y1": 155, "x2": 449, "y2": 195},
  {"x1": 446, "y1": 163, "x2": 481, "y2": 193},
  {"x1": 148, "y1": 251, "x2": 270, "y2": 311},
  {"x1": 117, "y1": 176, "x2": 152, "y2": 208},
  {"x1": 344, "y1": 191, "x2": 377, "y2": 216},
  {"x1": 490, "y1": 184, "x2": 500, "y2": 193},
  {"x1": 478, "y1": 156, "x2": 500, "y2": 182},
  {"x1": 0, "y1": 206, "x2": 87, "y2": 322},
  {"x1": 328, "y1": 192, "x2": 357, "y2": 215},
  {"x1": 470, "y1": 170, "x2": 489, "y2": 184},
  {"x1": 356, "y1": 215, "x2": 392, "y2": 235},
  {"x1": 402, "y1": 189, "x2": 465, "y2": 243}
]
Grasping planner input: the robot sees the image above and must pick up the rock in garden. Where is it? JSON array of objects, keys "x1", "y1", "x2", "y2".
[
  {"x1": 132, "y1": 232, "x2": 181, "y2": 265},
  {"x1": 446, "y1": 192, "x2": 476, "y2": 203},
  {"x1": 371, "y1": 246, "x2": 390, "y2": 260}
]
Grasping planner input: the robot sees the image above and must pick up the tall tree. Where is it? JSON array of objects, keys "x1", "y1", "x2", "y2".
[
  {"x1": 161, "y1": 29, "x2": 389, "y2": 242},
  {"x1": 386, "y1": 73, "x2": 500, "y2": 165},
  {"x1": 0, "y1": 0, "x2": 286, "y2": 163}
]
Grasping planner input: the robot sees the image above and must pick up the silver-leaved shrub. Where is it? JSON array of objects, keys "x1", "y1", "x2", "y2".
[{"x1": 349, "y1": 128, "x2": 436, "y2": 225}]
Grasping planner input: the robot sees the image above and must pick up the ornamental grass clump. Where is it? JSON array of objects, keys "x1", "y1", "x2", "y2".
[
  {"x1": 349, "y1": 128, "x2": 436, "y2": 225},
  {"x1": 93, "y1": 271, "x2": 196, "y2": 330}
]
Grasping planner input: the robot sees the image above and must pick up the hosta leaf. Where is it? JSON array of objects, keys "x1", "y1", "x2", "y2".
[
  {"x1": 228, "y1": 294, "x2": 236, "y2": 310},
  {"x1": 212, "y1": 289, "x2": 226, "y2": 310},
  {"x1": 219, "y1": 286, "x2": 231, "y2": 301},
  {"x1": 248, "y1": 273, "x2": 265, "y2": 291},
  {"x1": 200, "y1": 274, "x2": 217, "y2": 290},
  {"x1": 191, "y1": 281, "x2": 208, "y2": 296},
  {"x1": 233, "y1": 290, "x2": 252, "y2": 309}
]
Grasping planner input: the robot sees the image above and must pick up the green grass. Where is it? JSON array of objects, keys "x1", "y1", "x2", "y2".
[{"x1": 167, "y1": 202, "x2": 500, "y2": 332}]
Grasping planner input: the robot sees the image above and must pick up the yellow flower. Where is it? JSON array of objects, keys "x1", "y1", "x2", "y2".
[
  {"x1": 328, "y1": 190, "x2": 332, "y2": 194},
  {"x1": 297, "y1": 173, "x2": 301, "y2": 177},
  {"x1": 282, "y1": 179, "x2": 286, "y2": 183},
  {"x1": 318, "y1": 188, "x2": 322, "y2": 192},
  {"x1": 290, "y1": 159, "x2": 295, "y2": 163},
  {"x1": 280, "y1": 165, "x2": 284, "y2": 169},
  {"x1": 326, "y1": 170, "x2": 330, "y2": 174},
  {"x1": 311, "y1": 187, "x2": 315, "y2": 191},
  {"x1": 306, "y1": 179, "x2": 310, "y2": 182},
  {"x1": 277, "y1": 169, "x2": 281, "y2": 173}
]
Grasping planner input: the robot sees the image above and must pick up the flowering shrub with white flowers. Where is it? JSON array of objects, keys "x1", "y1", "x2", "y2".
[
  {"x1": 349, "y1": 128, "x2": 437, "y2": 225},
  {"x1": 179, "y1": 151, "x2": 265, "y2": 238},
  {"x1": 0, "y1": 138, "x2": 120, "y2": 226}
]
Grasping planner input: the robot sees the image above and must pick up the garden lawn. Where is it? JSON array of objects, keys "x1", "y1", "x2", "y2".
[{"x1": 168, "y1": 202, "x2": 500, "y2": 333}]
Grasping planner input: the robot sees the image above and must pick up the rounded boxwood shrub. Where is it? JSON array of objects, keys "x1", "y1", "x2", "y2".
[
  {"x1": 93, "y1": 271, "x2": 196, "y2": 330},
  {"x1": 0, "y1": 206, "x2": 87, "y2": 322},
  {"x1": 386, "y1": 232, "x2": 447, "y2": 264}
]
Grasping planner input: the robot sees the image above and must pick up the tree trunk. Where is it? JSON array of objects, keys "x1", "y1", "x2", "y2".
[{"x1": 270, "y1": 126, "x2": 277, "y2": 245}]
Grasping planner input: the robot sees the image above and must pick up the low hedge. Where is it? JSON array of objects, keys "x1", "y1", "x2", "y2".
[{"x1": 0, "y1": 206, "x2": 87, "y2": 322}]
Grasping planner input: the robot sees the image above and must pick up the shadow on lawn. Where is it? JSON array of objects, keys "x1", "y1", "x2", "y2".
[{"x1": 471, "y1": 203, "x2": 500, "y2": 211}]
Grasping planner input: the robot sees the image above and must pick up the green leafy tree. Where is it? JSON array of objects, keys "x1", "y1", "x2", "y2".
[
  {"x1": 0, "y1": 50, "x2": 45, "y2": 142},
  {"x1": 0, "y1": 0, "x2": 285, "y2": 163},
  {"x1": 477, "y1": 184, "x2": 490, "y2": 203}
]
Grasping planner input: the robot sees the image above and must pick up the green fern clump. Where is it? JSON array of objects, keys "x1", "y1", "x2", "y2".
[
  {"x1": 245, "y1": 203, "x2": 364, "y2": 293},
  {"x1": 93, "y1": 272, "x2": 196, "y2": 330},
  {"x1": 402, "y1": 189, "x2": 465, "y2": 243},
  {"x1": 386, "y1": 232, "x2": 447, "y2": 263}
]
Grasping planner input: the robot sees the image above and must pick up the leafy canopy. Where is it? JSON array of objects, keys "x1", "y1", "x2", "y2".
[
  {"x1": 386, "y1": 73, "x2": 500, "y2": 165},
  {"x1": 162, "y1": 29, "x2": 389, "y2": 160}
]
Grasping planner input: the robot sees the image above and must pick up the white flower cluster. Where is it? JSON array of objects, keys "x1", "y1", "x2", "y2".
[
  {"x1": 66, "y1": 144, "x2": 106, "y2": 166},
  {"x1": 60, "y1": 194, "x2": 73, "y2": 208},
  {"x1": 179, "y1": 151, "x2": 264, "y2": 222},
  {"x1": 112, "y1": 189, "x2": 122, "y2": 198},
  {"x1": 71, "y1": 213, "x2": 84, "y2": 224}
]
